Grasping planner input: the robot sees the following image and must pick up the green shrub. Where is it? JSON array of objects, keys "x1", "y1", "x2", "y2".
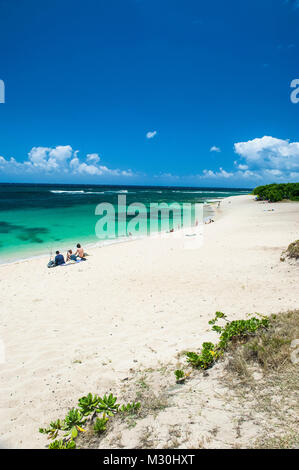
[
  {"x1": 95, "y1": 393, "x2": 120, "y2": 416},
  {"x1": 93, "y1": 415, "x2": 109, "y2": 434},
  {"x1": 39, "y1": 393, "x2": 141, "y2": 448},
  {"x1": 186, "y1": 342, "x2": 219, "y2": 369},
  {"x1": 174, "y1": 369, "x2": 185, "y2": 381},
  {"x1": 286, "y1": 240, "x2": 299, "y2": 259},
  {"x1": 49, "y1": 439, "x2": 76, "y2": 449},
  {"x1": 39, "y1": 419, "x2": 62, "y2": 439},
  {"x1": 185, "y1": 312, "x2": 269, "y2": 370},
  {"x1": 252, "y1": 183, "x2": 299, "y2": 202},
  {"x1": 78, "y1": 393, "x2": 101, "y2": 416},
  {"x1": 119, "y1": 401, "x2": 141, "y2": 413}
]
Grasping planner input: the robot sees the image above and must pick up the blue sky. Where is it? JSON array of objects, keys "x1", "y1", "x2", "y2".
[{"x1": 0, "y1": 0, "x2": 298, "y2": 187}]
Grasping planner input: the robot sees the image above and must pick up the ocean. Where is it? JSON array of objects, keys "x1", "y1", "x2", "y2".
[{"x1": 0, "y1": 183, "x2": 251, "y2": 264}]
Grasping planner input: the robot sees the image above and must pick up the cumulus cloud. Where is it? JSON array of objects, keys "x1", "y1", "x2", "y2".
[
  {"x1": 27, "y1": 145, "x2": 73, "y2": 171},
  {"x1": 237, "y1": 164, "x2": 249, "y2": 170},
  {"x1": 210, "y1": 146, "x2": 221, "y2": 153},
  {"x1": 234, "y1": 136, "x2": 299, "y2": 170},
  {"x1": 202, "y1": 168, "x2": 233, "y2": 179},
  {"x1": 0, "y1": 145, "x2": 135, "y2": 180},
  {"x1": 198, "y1": 136, "x2": 299, "y2": 184},
  {"x1": 146, "y1": 131, "x2": 157, "y2": 139},
  {"x1": 86, "y1": 153, "x2": 100, "y2": 164}
]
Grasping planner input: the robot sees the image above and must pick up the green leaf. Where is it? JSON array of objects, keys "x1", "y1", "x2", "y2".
[{"x1": 71, "y1": 426, "x2": 78, "y2": 439}]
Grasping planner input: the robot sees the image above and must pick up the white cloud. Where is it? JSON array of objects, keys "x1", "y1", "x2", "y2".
[
  {"x1": 75, "y1": 162, "x2": 102, "y2": 176},
  {"x1": 264, "y1": 169, "x2": 283, "y2": 176},
  {"x1": 49, "y1": 145, "x2": 72, "y2": 162},
  {"x1": 27, "y1": 145, "x2": 73, "y2": 171},
  {"x1": 0, "y1": 145, "x2": 135, "y2": 180},
  {"x1": 121, "y1": 169, "x2": 134, "y2": 177},
  {"x1": 28, "y1": 147, "x2": 51, "y2": 167},
  {"x1": 146, "y1": 130, "x2": 157, "y2": 139},
  {"x1": 210, "y1": 146, "x2": 221, "y2": 153},
  {"x1": 70, "y1": 157, "x2": 80, "y2": 169},
  {"x1": 86, "y1": 153, "x2": 100, "y2": 164},
  {"x1": 234, "y1": 136, "x2": 299, "y2": 170},
  {"x1": 237, "y1": 164, "x2": 249, "y2": 170},
  {"x1": 198, "y1": 136, "x2": 299, "y2": 184},
  {"x1": 202, "y1": 167, "x2": 233, "y2": 179}
]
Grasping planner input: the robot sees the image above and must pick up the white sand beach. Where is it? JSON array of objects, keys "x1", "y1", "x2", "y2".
[{"x1": 0, "y1": 194, "x2": 298, "y2": 448}]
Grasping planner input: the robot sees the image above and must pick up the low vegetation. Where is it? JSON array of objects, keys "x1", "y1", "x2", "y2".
[
  {"x1": 174, "y1": 369, "x2": 185, "y2": 382},
  {"x1": 225, "y1": 310, "x2": 298, "y2": 376},
  {"x1": 184, "y1": 311, "x2": 269, "y2": 370},
  {"x1": 252, "y1": 182, "x2": 299, "y2": 202},
  {"x1": 223, "y1": 310, "x2": 299, "y2": 449},
  {"x1": 285, "y1": 240, "x2": 299, "y2": 260},
  {"x1": 280, "y1": 239, "x2": 299, "y2": 262},
  {"x1": 39, "y1": 393, "x2": 140, "y2": 449},
  {"x1": 40, "y1": 310, "x2": 298, "y2": 449}
]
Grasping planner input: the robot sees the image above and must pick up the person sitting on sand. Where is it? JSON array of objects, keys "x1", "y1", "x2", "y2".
[
  {"x1": 204, "y1": 218, "x2": 214, "y2": 224},
  {"x1": 75, "y1": 243, "x2": 85, "y2": 259},
  {"x1": 54, "y1": 250, "x2": 65, "y2": 266},
  {"x1": 66, "y1": 249, "x2": 77, "y2": 262}
]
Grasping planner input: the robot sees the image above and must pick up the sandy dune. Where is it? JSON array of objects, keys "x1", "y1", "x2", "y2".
[{"x1": 0, "y1": 195, "x2": 298, "y2": 448}]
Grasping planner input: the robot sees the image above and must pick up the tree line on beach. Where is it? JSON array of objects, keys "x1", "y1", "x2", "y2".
[{"x1": 252, "y1": 183, "x2": 299, "y2": 202}]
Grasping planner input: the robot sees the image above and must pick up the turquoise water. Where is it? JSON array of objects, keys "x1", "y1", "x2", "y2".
[{"x1": 0, "y1": 184, "x2": 251, "y2": 263}]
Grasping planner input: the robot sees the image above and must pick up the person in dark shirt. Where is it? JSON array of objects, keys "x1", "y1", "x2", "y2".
[{"x1": 54, "y1": 250, "x2": 65, "y2": 266}]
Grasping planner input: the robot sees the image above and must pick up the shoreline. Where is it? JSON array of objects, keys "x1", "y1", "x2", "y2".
[
  {"x1": 0, "y1": 194, "x2": 298, "y2": 449},
  {"x1": 0, "y1": 200, "x2": 219, "y2": 268}
]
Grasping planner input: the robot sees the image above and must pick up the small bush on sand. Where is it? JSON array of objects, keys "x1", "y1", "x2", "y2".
[
  {"x1": 39, "y1": 393, "x2": 140, "y2": 449},
  {"x1": 233, "y1": 310, "x2": 299, "y2": 372},
  {"x1": 224, "y1": 310, "x2": 299, "y2": 449},
  {"x1": 286, "y1": 240, "x2": 299, "y2": 260},
  {"x1": 174, "y1": 369, "x2": 185, "y2": 382},
  {"x1": 48, "y1": 439, "x2": 76, "y2": 449},
  {"x1": 185, "y1": 312, "x2": 269, "y2": 370},
  {"x1": 93, "y1": 415, "x2": 109, "y2": 434}
]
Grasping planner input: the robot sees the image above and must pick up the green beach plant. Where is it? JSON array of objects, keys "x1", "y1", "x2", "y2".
[
  {"x1": 93, "y1": 415, "x2": 109, "y2": 434},
  {"x1": 39, "y1": 393, "x2": 141, "y2": 448},
  {"x1": 174, "y1": 369, "x2": 185, "y2": 382},
  {"x1": 39, "y1": 419, "x2": 62, "y2": 440},
  {"x1": 63, "y1": 408, "x2": 87, "y2": 439},
  {"x1": 78, "y1": 393, "x2": 101, "y2": 416},
  {"x1": 186, "y1": 342, "x2": 219, "y2": 369},
  {"x1": 185, "y1": 312, "x2": 269, "y2": 370},
  {"x1": 48, "y1": 439, "x2": 76, "y2": 449},
  {"x1": 119, "y1": 401, "x2": 141, "y2": 413},
  {"x1": 286, "y1": 240, "x2": 299, "y2": 260},
  {"x1": 95, "y1": 393, "x2": 120, "y2": 416}
]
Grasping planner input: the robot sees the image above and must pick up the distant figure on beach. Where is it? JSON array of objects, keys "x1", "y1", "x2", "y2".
[
  {"x1": 75, "y1": 243, "x2": 85, "y2": 259},
  {"x1": 54, "y1": 250, "x2": 65, "y2": 266},
  {"x1": 66, "y1": 249, "x2": 77, "y2": 262}
]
